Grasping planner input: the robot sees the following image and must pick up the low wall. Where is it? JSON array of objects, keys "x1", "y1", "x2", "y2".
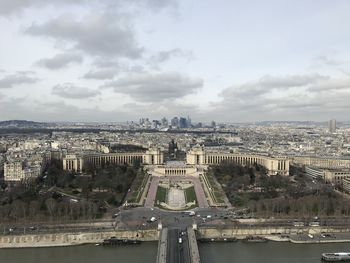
[{"x1": 0, "y1": 229, "x2": 159, "y2": 248}]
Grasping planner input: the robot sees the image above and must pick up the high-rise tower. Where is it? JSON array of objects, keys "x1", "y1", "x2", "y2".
[{"x1": 329, "y1": 119, "x2": 336, "y2": 133}]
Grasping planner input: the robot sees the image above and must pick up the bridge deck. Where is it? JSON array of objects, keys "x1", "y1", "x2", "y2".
[{"x1": 157, "y1": 227, "x2": 201, "y2": 263}]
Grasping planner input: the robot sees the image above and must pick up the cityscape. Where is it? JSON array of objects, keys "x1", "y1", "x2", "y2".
[
  {"x1": 1, "y1": 1, "x2": 350, "y2": 263},
  {"x1": 1, "y1": 118, "x2": 350, "y2": 262}
]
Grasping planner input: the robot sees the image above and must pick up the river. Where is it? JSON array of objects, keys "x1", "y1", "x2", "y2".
[
  {"x1": 199, "y1": 241, "x2": 350, "y2": 263},
  {"x1": 0, "y1": 242, "x2": 158, "y2": 263},
  {"x1": 1, "y1": 241, "x2": 350, "y2": 263}
]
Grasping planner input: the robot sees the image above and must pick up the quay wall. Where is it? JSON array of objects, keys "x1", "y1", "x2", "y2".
[
  {"x1": 197, "y1": 226, "x2": 350, "y2": 239},
  {"x1": 2, "y1": 226, "x2": 350, "y2": 248},
  {"x1": 0, "y1": 229, "x2": 159, "y2": 248}
]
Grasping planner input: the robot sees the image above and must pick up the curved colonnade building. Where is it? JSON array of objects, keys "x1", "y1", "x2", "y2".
[
  {"x1": 292, "y1": 156, "x2": 350, "y2": 169},
  {"x1": 63, "y1": 146, "x2": 290, "y2": 176},
  {"x1": 186, "y1": 147, "x2": 290, "y2": 176},
  {"x1": 295, "y1": 156, "x2": 350, "y2": 185},
  {"x1": 63, "y1": 148, "x2": 163, "y2": 173}
]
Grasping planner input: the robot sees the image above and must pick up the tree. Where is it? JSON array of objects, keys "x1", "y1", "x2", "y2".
[{"x1": 45, "y1": 198, "x2": 57, "y2": 218}]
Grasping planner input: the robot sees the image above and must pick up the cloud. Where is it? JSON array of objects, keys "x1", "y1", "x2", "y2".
[
  {"x1": 104, "y1": 72, "x2": 203, "y2": 102},
  {"x1": 308, "y1": 78, "x2": 350, "y2": 92},
  {"x1": 0, "y1": 97, "x2": 136, "y2": 122},
  {"x1": 149, "y1": 48, "x2": 193, "y2": 64},
  {"x1": 25, "y1": 13, "x2": 143, "y2": 59},
  {"x1": 0, "y1": 72, "x2": 38, "y2": 89},
  {"x1": 0, "y1": 0, "x2": 43, "y2": 16},
  {"x1": 85, "y1": 60, "x2": 146, "y2": 80},
  {"x1": 0, "y1": 0, "x2": 89, "y2": 16},
  {"x1": 35, "y1": 52, "x2": 83, "y2": 69},
  {"x1": 316, "y1": 55, "x2": 347, "y2": 66},
  {"x1": 0, "y1": 0, "x2": 177, "y2": 16},
  {"x1": 220, "y1": 73, "x2": 327, "y2": 100},
  {"x1": 206, "y1": 73, "x2": 350, "y2": 122},
  {"x1": 128, "y1": 0, "x2": 178, "y2": 10},
  {"x1": 52, "y1": 83, "x2": 100, "y2": 99},
  {"x1": 84, "y1": 68, "x2": 119, "y2": 80}
]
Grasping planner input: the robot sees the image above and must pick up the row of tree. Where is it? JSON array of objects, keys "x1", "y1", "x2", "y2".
[
  {"x1": 212, "y1": 162, "x2": 350, "y2": 217},
  {"x1": 0, "y1": 160, "x2": 139, "y2": 223}
]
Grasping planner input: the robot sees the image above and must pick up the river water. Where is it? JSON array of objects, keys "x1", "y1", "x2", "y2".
[
  {"x1": 0, "y1": 241, "x2": 350, "y2": 263},
  {"x1": 0, "y1": 242, "x2": 158, "y2": 263},
  {"x1": 199, "y1": 241, "x2": 350, "y2": 263}
]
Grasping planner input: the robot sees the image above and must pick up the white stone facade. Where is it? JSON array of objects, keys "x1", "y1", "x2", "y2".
[{"x1": 186, "y1": 147, "x2": 289, "y2": 176}]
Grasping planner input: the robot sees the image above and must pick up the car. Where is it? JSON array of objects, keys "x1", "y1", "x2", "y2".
[
  {"x1": 293, "y1": 221, "x2": 304, "y2": 227},
  {"x1": 309, "y1": 221, "x2": 320, "y2": 227},
  {"x1": 183, "y1": 211, "x2": 196, "y2": 216},
  {"x1": 178, "y1": 237, "x2": 182, "y2": 244}
]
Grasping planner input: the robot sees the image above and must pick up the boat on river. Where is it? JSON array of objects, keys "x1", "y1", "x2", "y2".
[
  {"x1": 198, "y1": 237, "x2": 238, "y2": 243},
  {"x1": 322, "y1": 252, "x2": 350, "y2": 261},
  {"x1": 243, "y1": 236, "x2": 268, "y2": 243},
  {"x1": 102, "y1": 237, "x2": 141, "y2": 246}
]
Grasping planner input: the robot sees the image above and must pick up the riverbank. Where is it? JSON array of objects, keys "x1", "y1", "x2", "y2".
[
  {"x1": 3, "y1": 225, "x2": 350, "y2": 248},
  {"x1": 197, "y1": 226, "x2": 350, "y2": 244},
  {"x1": 0, "y1": 229, "x2": 159, "y2": 248}
]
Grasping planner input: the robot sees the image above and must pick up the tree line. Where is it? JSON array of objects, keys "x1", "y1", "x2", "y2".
[
  {"x1": 0, "y1": 159, "x2": 140, "y2": 223},
  {"x1": 212, "y1": 162, "x2": 350, "y2": 217}
]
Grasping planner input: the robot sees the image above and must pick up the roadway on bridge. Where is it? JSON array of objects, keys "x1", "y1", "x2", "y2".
[{"x1": 167, "y1": 228, "x2": 191, "y2": 263}]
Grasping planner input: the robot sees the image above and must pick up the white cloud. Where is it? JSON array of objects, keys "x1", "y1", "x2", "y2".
[
  {"x1": 0, "y1": 72, "x2": 38, "y2": 89},
  {"x1": 104, "y1": 72, "x2": 203, "y2": 102},
  {"x1": 84, "y1": 68, "x2": 118, "y2": 80},
  {"x1": 25, "y1": 13, "x2": 143, "y2": 59},
  {"x1": 36, "y1": 52, "x2": 83, "y2": 69},
  {"x1": 52, "y1": 83, "x2": 100, "y2": 99}
]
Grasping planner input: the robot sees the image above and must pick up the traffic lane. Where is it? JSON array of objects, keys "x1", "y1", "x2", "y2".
[
  {"x1": 167, "y1": 228, "x2": 179, "y2": 263},
  {"x1": 167, "y1": 228, "x2": 192, "y2": 263},
  {"x1": 181, "y1": 230, "x2": 191, "y2": 263}
]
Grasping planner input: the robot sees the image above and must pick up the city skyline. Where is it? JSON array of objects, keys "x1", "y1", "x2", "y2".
[{"x1": 1, "y1": 0, "x2": 350, "y2": 122}]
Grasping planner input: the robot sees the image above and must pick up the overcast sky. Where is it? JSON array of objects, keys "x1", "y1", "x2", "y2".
[{"x1": 0, "y1": 0, "x2": 350, "y2": 123}]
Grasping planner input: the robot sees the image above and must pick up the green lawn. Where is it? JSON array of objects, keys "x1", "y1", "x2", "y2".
[
  {"x1": 202, "y1": 171, "x2": 226, "y2": 204},
  {"x1": 185, "y1": 186, "x2": 197, "y2": 203},
  {"x1": 155, "y1": 186, "x2": 167, "y2": 203},
  {"x1": 126, "y1": 170, "x2": 149, "y2": 203}
]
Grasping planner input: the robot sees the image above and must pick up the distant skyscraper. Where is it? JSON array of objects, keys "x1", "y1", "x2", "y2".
[
  {"x1": 171, "y1": 117, "x2": 179, "y2": 128},
  {"x1": 187, "y1": 116, "x2": 191, "y2": 127},
  {"x1": 161, "y1": 117, "x2": 168, "y2": 128},
  {"x1": 179, "y1": 117, "x2": 187, "y2": 128},
  {"x1": 329, "y1": 119, "x2": 336, "y2": 133}
]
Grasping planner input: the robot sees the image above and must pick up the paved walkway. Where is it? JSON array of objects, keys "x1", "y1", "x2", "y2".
[
  {"x1": 144, "y1": 177, "x2": 160, "y2": 208},
  {"x1": 192, "y1": 177, "x2": 209, "y2": 208},
  {"x1": 168, "y1": 188, "x2": 186, "y2": 208},
  {"x1": 144, "y1": 176, "x2": 209, "y2": 208}
]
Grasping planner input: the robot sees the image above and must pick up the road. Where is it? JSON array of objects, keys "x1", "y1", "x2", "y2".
[
  {"x1": 4, "y1": 205, "x2": 350, "y2": 236},
  {"x1": 167, "y1": 228, "x2": 190, "y2": 263}
]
